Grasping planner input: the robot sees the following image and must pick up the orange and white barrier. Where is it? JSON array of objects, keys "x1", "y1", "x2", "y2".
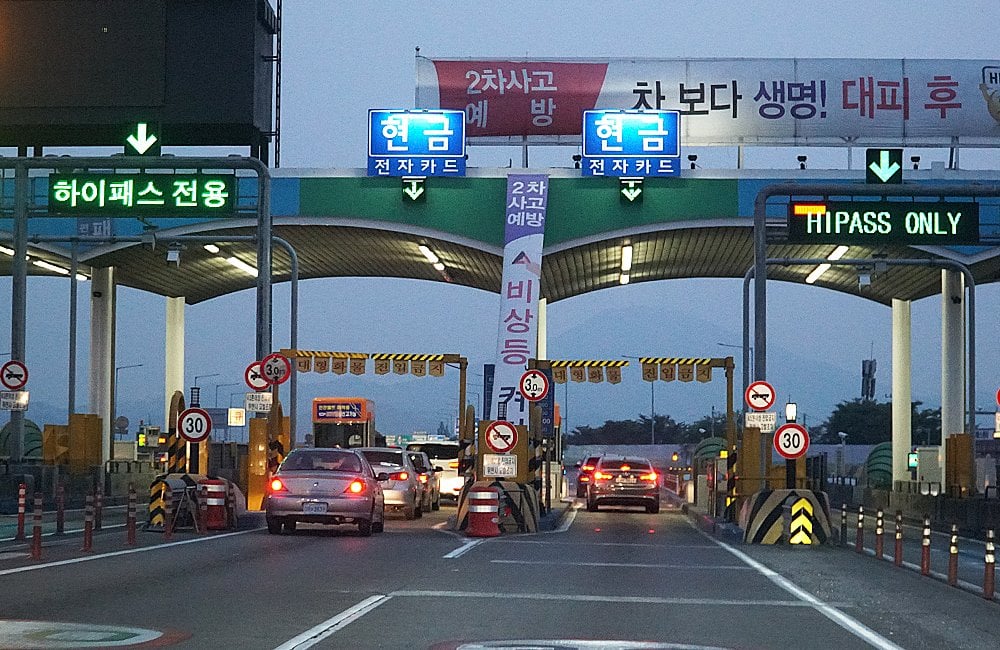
[{"x1": 465, "y1": 486, "x2": 500, "y2": 538}]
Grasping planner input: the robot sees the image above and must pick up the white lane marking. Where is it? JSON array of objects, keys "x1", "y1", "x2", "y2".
[
  {"x1": 550, "y1": 501, "x2": 580, "y2": 533},
  {"x1": 1, "y1": 524, "x2": 126, "y2": 543},
  {"x1": 0, "y1": 528, "x2": 260, "y2": 577},
  {"x1": 704, "y1": 533, "x2": 905, "y2": 650},
  {"x1": 443, "y1": 538, "x2": 486, "y2": 559},
  {"x1": 272, "y1": 594, "x2": 390, "y2": 650},
  {"x1": 861, "y1": 548, "x2": 981, "y2": 592},
  {"x1": 495, "y1": 539, "x2": 719, "y2": 549},
  {"x1": 491, "y1": 559, "x2": 753, "y2": 570},
  {"x1": 389, "y1": 589, "x2": 819, "y2": 607}
]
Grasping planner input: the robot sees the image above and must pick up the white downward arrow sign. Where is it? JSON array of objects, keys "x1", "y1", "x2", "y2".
[
  {"x1": 868, "y1": 150, "x2": 900, "y2": 183},
  {"x1": 127, "y1": 123, "x2": 158, "y2": 154}
]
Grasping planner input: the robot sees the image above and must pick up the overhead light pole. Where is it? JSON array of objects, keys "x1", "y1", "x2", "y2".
[{"x1": 214, "y1": 382, "x2": 239, "y2": 407}]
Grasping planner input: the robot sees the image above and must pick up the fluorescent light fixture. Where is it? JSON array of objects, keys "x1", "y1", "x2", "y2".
[
  {"x1": 0, "y1": 245, "x2": 14, "y2": 256},
  {"x1": 75, "y1": 273, "x2": 89, "y2": 282},
  {"x1": 418, "y1": 244, "x2": 440, "y2": 264},
  {"x1": 225, "y1": 256, "x2": 258, "y2": 277},
  {"x1": 828, "y1": 245, "x2": 849, "y2": 261},
  {"x1": 433, "y1": 262, "x2": 445, "y2": 271},
  {"x1": 33, "y1": 260, "x2": 70, "y2": 275},
  {"x1": 203, "y1": 244, "x2": 220, "y2": 254},
  {"x1": 805, "y1": 263, "x2": 831, "y2": 284},
  {"x1": 619, "y1": 273, "x2": 630, "y2": 285},
  {"x1": 621, "y1": 244, "x2": 633, "y2": 272},
  {"x1": 805, "y1": 246, "x2": 849, "y2": 285}
]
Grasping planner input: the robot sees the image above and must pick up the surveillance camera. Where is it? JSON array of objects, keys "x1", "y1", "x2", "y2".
[
  {"x1": 858, "y1": 273, "x2": 871, "y2": 288},
  {"x1": 92, "y1": 291, "x2": 102, "y2": 298},
  {"x1": 951, "y1": 295, "x2": 962, "y2": 304}
]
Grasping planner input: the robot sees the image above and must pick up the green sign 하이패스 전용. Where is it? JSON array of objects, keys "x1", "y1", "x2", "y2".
[{"x1": 48, "y1": 173, "x2": 236, "y2": 217}]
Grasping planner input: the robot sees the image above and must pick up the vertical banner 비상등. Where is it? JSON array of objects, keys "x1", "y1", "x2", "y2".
[{"x1": 491, "y1": 174, "x2": 549, "y2": 425}]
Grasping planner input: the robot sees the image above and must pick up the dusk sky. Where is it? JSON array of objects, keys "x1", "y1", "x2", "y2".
[{"x1": 3, "y1": 1, "x2": 1000, "y2": 443}]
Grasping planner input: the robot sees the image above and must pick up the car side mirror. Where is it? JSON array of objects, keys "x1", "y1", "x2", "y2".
[
  {"x1": 574, "y1": 462, "x2": 582, "y2": 469},
  {"x1": 376, "y1": 472, "x2": 390, "y2": 481}
]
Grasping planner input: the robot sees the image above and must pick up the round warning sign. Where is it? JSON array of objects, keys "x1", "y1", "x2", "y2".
[
  {"x1": 773, "y1": 423, "x2": 810, "y2": 460},
  {"x1": 261, "y1": 352, "x2": 292, "y2": 386},
  {"x1": 745, "y1": 380, "x2": 776, "y2": 412},
  {"x1": 245, "y1": 361, "x2": 269, "y2": 392},
  {"x1": 519, "y1": 369, "x2": 550, "y2": 402},
  {"x1": 178, "y1": 407, "x2": 212, "y2": 443},
  {"x1": 484, "y1": 420, "x2": 518, "y2": 454},
  {"x1": 1, "y1": 359, "x2": 28, "y2": 390}
]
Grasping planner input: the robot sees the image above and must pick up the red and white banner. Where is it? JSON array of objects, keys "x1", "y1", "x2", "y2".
[{"x1": 416, "y1": 56, "x2": 1000, "y2": 145}]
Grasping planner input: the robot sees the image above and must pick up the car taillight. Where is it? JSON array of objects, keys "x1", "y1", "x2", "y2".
[
  {"x1": 581, "y1": 464, "x2": 595, "y2": 472},
  {"x1": 418, "y1": 473, "x2": 429, "y2": 484},
  {"x1": 621, "y1": 464, "x2": 631, "y2": 471},
  {"x1": 344, "y1": 479, "x2": 365, "y2": 494},
  {"x1": 640, "y1": 472, "x2": 657, "y2": 482},
  {"x1": 448, "y1": 461, "x2": 459, "y2": 469},
  {"x1": 579, "y1": 476, "x2": 591, "y2": 483},
  {"x1": 269, "y1": 478, "x2": 286, "y2": 492},
  {"x1": 390, "y1": 471, "x2": 409, "y2": 481},
  {"x1": 594, "y1": 471, "x2": 613, "y2": 480}
]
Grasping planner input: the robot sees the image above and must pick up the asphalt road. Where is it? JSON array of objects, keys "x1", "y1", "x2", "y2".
[{"x1": 2, "y1": 497, "x2": 999, "y2": 649}]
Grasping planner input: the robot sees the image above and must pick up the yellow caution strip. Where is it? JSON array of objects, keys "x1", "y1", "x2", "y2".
[{"x1": 789, "y1": 497, "x2": 814, "y2": 545}]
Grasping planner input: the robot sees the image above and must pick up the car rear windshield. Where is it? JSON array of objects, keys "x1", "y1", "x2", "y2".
[
  {"x1": 407, "y1": 452, "x2": 429, "y2": 470},
  {"x1": 360, "y1": 450, "x2": 404, "y2": 467},
  {"x1": 282, "y1": 450, "x2": 362, "y2": 473},
  {"x1": 599, "y1": 459, "x2": 652, "y2": 471},
  {"x1": 406, "y1": 443, "x2": 459, "y2": 460}
]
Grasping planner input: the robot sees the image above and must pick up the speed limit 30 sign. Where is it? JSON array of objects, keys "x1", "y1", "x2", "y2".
[
  {"x1": 773, "y1": 423, "x2": 809, "y2": 460},
  {"x1": 178, "y1": 407, "x2": 212, "y2": 443}
]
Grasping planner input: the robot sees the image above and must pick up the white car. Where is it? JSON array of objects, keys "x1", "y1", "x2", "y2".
[{"x1": 405, "y1": 441, "x2": 464, "y2": 502}]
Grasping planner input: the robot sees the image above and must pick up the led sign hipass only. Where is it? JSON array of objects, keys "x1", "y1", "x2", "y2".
[{"x1": 787, "y1": 201, "x2": 980, "y2": 245}]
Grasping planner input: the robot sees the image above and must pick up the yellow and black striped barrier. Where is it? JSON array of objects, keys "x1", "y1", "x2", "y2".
[
  {"x1": 742, "y1": 488, "x2": 831, "y2": 545},
  {"x1": 147, "y1": 473, "x2": 202, "y2": 530},
  {"x1": 549, "y1": 359, "x2": 628, "y2": 384}
]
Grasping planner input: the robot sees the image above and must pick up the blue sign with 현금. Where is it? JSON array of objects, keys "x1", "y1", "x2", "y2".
[
  {"x1": 582, "y1": 110, "x2": 681, "y2": 177},
  {"x1": 368, "y1": 109, "x2": 466, "y2": 177}
]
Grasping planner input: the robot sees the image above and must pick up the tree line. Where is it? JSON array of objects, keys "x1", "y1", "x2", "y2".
[{"x1": 563, "y1": 399, "x2": 942, "y2": 446}]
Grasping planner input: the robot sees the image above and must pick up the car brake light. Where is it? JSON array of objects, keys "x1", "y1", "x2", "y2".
[
  {"x1": 594, "y1": 471, "x2": 613, "y2": 480},
  {"x1": 640, "y1": 472, "x2": 657, "y2": 482},
  {"x1": 581, "y1": 464, "x2": 595, "y2": 471},
  {"x1": 579, "y1": 476, "x2": 590, "y2": 483},
  {"x1": 390, "y1": 471, "x2": 409, "y2": 481},
  {"x1": 621, "y1": 464, "x2": 631, "y2": 471},
  {"x1": 448, "y1": 461, "x2": 459, "y2": 469},
  {"x1": 269, "y1": 478, "x2": 286, "y2": 492},
  {"x1": 418, "y1": 473, "x2": 429, "y2": 484},
  {"x1": 344, "y1": 479, "x2": 365, "y2": 494}
]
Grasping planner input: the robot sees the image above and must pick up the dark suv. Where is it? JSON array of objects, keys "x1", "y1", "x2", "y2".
[{"x1": 585, "y1": 456, "x2": 660, "y2": 513}]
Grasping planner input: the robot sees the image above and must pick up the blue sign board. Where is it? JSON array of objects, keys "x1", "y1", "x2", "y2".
[
  {"x1": 368, "y1": 109, "x2": 466, "y2": 177},
  {"x1": 581, "y1": 110, "x2": 681, "y2": 177}
]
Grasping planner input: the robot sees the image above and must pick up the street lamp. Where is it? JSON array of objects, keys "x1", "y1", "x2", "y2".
[
  {"x1": 194, "y1": 372, "x2": 220, "y2": 387},
  {"x1": 718, "y1": 342, "x2": 752, "y2": 397},
  {"x1": 214, "y1": 382, "x2": 239, "y2": 407},
  {"x1": 622, "y1": 355, "x2": 654, "y2": 445},
  {"x1": 785, "y1": 401, "x2": 797, "y2": 423},
  {"x1": 114, "y1": 363, "x2": 143, "y2": 439}
]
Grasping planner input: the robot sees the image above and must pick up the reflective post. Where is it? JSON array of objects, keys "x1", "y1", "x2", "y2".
[
  {"x1": 894, "y1": 511, "x2": 903, "y2": 567},
  {"x1": 855, "y1": 505, "x2": 865, "y2": 553},
  {"x1": 921, "y1": 515, "x2": 931, "y2": 576}
]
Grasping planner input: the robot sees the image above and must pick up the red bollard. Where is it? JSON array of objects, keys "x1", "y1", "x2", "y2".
[
  {"x1": 55, "y1": 483, "x2": 65, "y2": 535},
  {"x1": 984, "y1": 529, "x2": 995, "y2": 600},
  {"x1": 855, "y1": 505, "x2": 865, "y2": 553},
  {"x1": 948, "y1": 524, "x2": 959, "y2": 587},
  {"x1": 894, "y1": 511, "x2": 903, "y2": 567},
  {"x1": 30, "y1": 492, "x2": 43, "y2": 560},
  {"x1": 81, "y1": 493, "x2": 94, "y2": 553},
  {"x1": 164, "y1": 485, "x2": 174, "y2": 541},
  {"x1": 126, "y1": 483, "x2": 137, "y2": 547},
  {"x1": 920, "y1": 515, "x2": 931, "y2": 576},
  {"x1": 94, "y1": 484, "x2": 103, "y2": 532},
  {"x1": 465, "y1": 486, "x2": 501, "y2": 538},
  {"x1": 875, "y1": 509, "x2": 884, "y2": 560},
  {"x1": 15, "y1": 482, "x2": 26, "y2": 541}
]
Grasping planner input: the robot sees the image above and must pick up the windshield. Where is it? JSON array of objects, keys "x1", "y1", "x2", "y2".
[{"x1": 405, "y1": 443, "x2": 459, "y2": 460}]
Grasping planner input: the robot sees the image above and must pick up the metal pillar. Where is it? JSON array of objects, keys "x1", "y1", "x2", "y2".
[
  {"x1": 941, "y1": 270, "x2": 966, "y2": 481},
  {"x1": 891, "y1": 299, "x2": 912, "y2": 484},
  {"x1": 88, "y1": 267, "x2": 115, "y2": 464},
  {"x1": 165, "y1": 298, "x2": 185, "y2": 431}
]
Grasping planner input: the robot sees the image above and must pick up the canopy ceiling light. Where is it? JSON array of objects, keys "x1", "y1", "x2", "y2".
[
  {"x1": 805, "y1": 245, "x2": 849, "y2": 284},
  {"x1": 225, "y1": 256, "x2": 258, "y2": 277}
]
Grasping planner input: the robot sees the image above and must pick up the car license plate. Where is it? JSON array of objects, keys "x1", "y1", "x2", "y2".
[
  {"x1": 303, "y1": 502, "x2": 327, "y2": 514},
  {"x1": 619, "y1": 476, "x2": 637, "y2": 485}
]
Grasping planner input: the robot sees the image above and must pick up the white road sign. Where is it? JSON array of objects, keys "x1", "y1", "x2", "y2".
[
  {"x1": 745, "y1": 380, "x2": 776, "y2": 412},
  {"x1": 0, "y1": 390, "x2": 29, "y2": 411},
  {"x1": 178, "y1": 407, "x2": 212, "y2": 443},
  {"x1": 483, "y1": 453, "x2": 517, "y2": 477},
  {"x1": 261, "y1": 353, "x2": 291, "y2": 386},
  {"x1": 484, "y1": 420, "x2": 518, "y2": 453},
  {"x1": 1, "y1": 360, "x2": 28, "y2": 391},
  {"x1": 744, "y1": 411, "x2": 777, "y2": 433},
  {"x1": 518, "y1": 369, "x2": 550, "y2": 402},
  {"x1": 773, "y1": 423, "x2": 810, "y2": 460},
  {"x1": 244, "y1": 361, "x2": 268, "y2": 392},
  {"x1": 245, "y1": 392, "x2": 273, "y2": 413}
]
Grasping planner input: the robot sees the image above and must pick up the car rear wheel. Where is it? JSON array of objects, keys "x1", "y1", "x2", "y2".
[
  {"x1": 586, "y1": 498, "x2": 598, "y2": 512},
  {"x1": 358, "y1": 518, "x2": 373, "y2": 536},
  {"x1": 283, "y1": 519, "x2": 297, "y2": 533},
  {"x1": 266, "y1": 517, "x2": 282, "y2": 534},
  {"x1": 404, "y1": 505, "x2": 416, "y2": 520},
  {"x1": 432, "y1": 495, "x2": 440, "y2": 511},
  {"x1": 373, "y1": 519, "x2": 384, "y2": 533},
  {"x1": 646, "y1": 502, "x2": 660, "y2": 514}
]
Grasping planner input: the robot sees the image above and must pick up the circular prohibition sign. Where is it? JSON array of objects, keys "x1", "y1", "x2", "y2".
[
  {"x1": 178, "y1": 407, "x2": 213, "y2": 443},
  {"x1": 773, "y1": 423, "x2": 810, "y2": 460},
  {"x1": 1, "y1": 359, "x2": 29, "y2": 391},
  {"x1": 484, "y1": 420, "x2": 518, "y2": 454}
]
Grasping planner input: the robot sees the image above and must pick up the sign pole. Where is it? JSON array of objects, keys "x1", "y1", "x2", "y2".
[{"x1": 786, "y1": 458, "x2": 796, "y2": 490}]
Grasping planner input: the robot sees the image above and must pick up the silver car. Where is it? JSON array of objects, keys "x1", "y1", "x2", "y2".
[
  {"x1": 357, "y1": 447, "x2": 422, "y2": 519},
  {"x1": 407, "y1": 450, "x2": 441, "y2": 512},
  {"x1": 265, "y1": 448, "x2": 386, "y2": 536}
]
